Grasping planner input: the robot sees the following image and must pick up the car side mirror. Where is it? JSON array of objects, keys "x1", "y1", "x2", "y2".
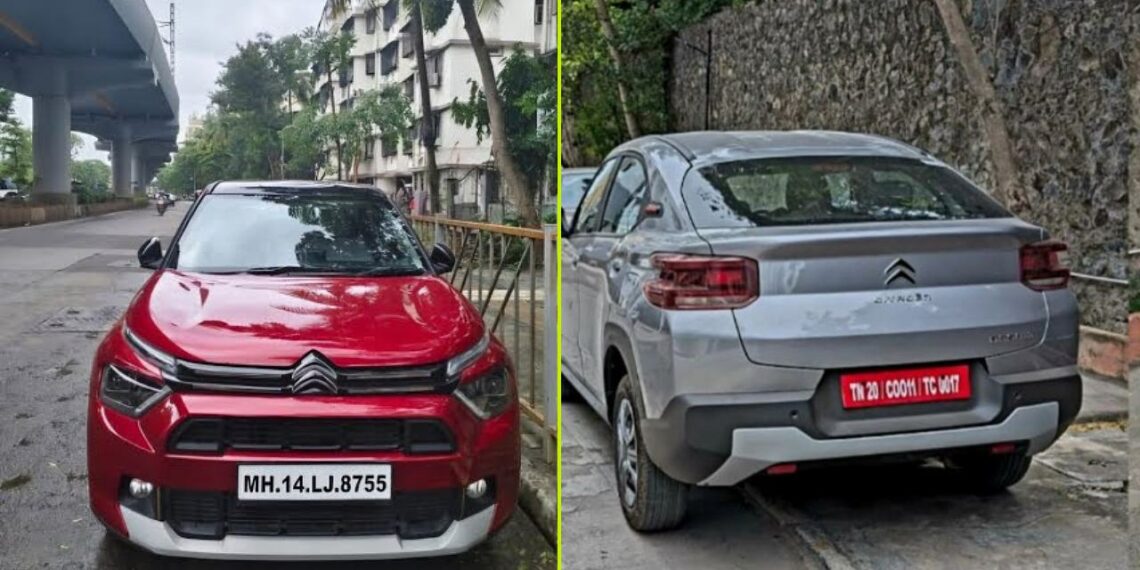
[
  {"x1": 561, "y1": 208, "x2": 571, "y2": 238},
  {"x1": 430, "y1": 242, "x2": 456, "y2": 274},
  {"x1": 137, "y1": 237, "x2": 163, "y2": 270}
]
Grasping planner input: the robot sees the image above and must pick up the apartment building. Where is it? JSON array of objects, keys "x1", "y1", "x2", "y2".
[{"x1": 317, "y1": 0, "x2": 556, "y2": 220}]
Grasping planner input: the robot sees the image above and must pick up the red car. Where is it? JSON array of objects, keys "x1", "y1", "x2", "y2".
[{"x1": 87, "y1": 181, "x2": 519, "y2": 561}]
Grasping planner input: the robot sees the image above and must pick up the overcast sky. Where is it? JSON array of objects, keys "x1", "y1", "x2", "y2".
[{"x1": 14, "y1": 0, "x2": 324, "y2": 162}]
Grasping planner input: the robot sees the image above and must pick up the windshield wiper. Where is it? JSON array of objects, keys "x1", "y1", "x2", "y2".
[
  {"x1": 242, "y1": 266, "x2": 350, "y2": 275},
  {"x1": 353, "y1": 266, "x2": 426, "y2": 277}
]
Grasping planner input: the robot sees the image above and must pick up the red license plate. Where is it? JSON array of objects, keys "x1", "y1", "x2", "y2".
[{"x1": 840, "y1": 364, "x2": 971, "y2": 409}]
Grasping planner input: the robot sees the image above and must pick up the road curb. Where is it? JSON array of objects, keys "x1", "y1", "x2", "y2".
[
  {"x1": 518, "y1": 445, "x2": 557, "y2": 545},
  {"x1": 1075, "y1": 410, "x2": 1128, "y2": 424},
  {"x1": 740, "y1": 484, "x2": 858, "y2": 570}
]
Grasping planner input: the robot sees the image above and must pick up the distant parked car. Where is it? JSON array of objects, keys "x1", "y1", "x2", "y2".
[{"x1": 0, "y1": 189, "x2": 25, "y2": 202}]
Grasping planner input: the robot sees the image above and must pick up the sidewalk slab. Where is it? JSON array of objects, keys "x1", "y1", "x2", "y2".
[{"x1": 1078, "y1": 372, "x2": 1128, "y2": 423}]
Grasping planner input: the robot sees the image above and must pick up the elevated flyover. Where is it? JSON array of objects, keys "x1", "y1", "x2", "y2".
[{"x1": 0, "y1": 0, "x2": 178, "y2": 202}]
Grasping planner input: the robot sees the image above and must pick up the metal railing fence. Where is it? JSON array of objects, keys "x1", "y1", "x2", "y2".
[{"x1": 410, "y1": 215, "x2": 557, "y2": 461}]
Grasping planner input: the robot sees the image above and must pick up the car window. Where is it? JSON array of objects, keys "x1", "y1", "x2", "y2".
[
  {"x1": 598, "y1": 157, "x2": 648, "y2": 234},
  {"x1": 171, "y1": 192, "x2": 426, "y2": 274},
  {"x1": 685, "y1": 156, "x2": 1011, "y2": 228},
  {"x1": 573, "y1": 159, "x2": 619, "y2": 234}
]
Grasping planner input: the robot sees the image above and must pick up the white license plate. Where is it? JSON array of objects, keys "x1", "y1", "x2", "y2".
[{"x1": 237, "y1": 464, "x2": 391, "y2": 501}]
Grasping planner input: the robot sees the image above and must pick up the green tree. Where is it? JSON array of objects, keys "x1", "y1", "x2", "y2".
[
  {"x1": 346, "y1": 86, "x2": 415, "y2": 181},
  {"x1": 72, "y1": 159, "x2": 111, "y2": 194},
  {"x1": 213, "y1": 35, "x2": 290, "y2": 178},
  {"x1": 562, "y1": 0, "x2": 738, "y2": 165},
  {"x1": 453, "y1": 48, "x2": 555, "y2": 209},
  {"x1": 0, "y1": 89, "x2": 14, "y2": 123},
  {"x1": 307, "y1": 28, "x2": 356, "y2": 180},
  {"x1": 281, "y1": 107, "x2": 326, "y2": 179},
  {"x1": 454, "y1": 0, "x2": 539, "y2": 226},
  {"x1": 0, "y1": 120, "x2": 32, "y2": 187}
]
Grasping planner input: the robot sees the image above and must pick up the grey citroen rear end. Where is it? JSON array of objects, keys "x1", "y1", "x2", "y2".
[{"x1": 567, "y1": 131, "x2": 1080, "y2": 532}]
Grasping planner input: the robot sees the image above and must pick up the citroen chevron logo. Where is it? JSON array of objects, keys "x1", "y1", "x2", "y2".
[
  {"x1": 883, "y1": 258, "x2": 916, "y2": 287},
  {"x1": 291, "y1": 352, "x2": 339, "y2": 395}
]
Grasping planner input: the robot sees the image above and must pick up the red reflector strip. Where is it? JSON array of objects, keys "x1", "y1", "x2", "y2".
[
  {"x1": 766, "y1": 463, "x2": 797, "y2": 476},
  {"x1": 990, "y1": 443, "x2": 1016, "y2": 455}
]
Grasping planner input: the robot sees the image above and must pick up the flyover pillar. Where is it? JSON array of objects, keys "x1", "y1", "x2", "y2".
[
  {"x1": 131, "y1": 144, "x2": 146, "y2": 193},
  {"x1": 30, "y1": 65, "x2": 74, "y2": 205},
  {"x1": 112, "y1": 126, "x2": 133, "y2": 197}
]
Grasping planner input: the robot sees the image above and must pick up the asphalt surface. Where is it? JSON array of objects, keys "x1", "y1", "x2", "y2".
[
  {"x1": 563, "y1": 376, "x2": 1128, "y2": 570},
  {"x1": 0, "y1": 206, "x2": 554, "y2": 569}
]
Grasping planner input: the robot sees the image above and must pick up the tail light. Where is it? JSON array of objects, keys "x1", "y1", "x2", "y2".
[
  {"x1": 1019, "y1": 241, "x2": 1069, "y2": 291},
  {"x1": 643, "y1": 254, "x2": 759, "y2": 310}
]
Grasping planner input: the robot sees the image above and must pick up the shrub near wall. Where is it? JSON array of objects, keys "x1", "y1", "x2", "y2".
[{"x1": 671, "y1": 0, "x2": 1134, "y2": 335}]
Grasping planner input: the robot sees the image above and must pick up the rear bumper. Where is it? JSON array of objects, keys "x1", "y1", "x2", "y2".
[
  {"x1": 640, "y1": 370, "x2": 1079, "y2": 485},
  {"x1": 698, "y1": 402, "x2": 1058, "y2": 486},
  {"x1": 119, "y1": 504, "x2": 496, "y2": 561}
]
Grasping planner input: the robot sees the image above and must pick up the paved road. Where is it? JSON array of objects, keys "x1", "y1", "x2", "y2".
[
  {"x1": 563, "y1": 378, "x2": 1127, "y2": 570},
  {"x1": 0, "y1": 206, "x2": 554, "y2": 569}
]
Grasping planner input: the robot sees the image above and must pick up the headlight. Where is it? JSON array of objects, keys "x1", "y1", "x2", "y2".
[
  {"x1": 455, "y1": 367, "x2": 511, "y2": 419},
  {"x1": 446, "y1": 331, "x2": 490, "y2": 377},
  {"x1": 100, "y1": 364, "x2": 170, "y2": 417},
  {"x1": 123, "y1": 325, "x2": 176, "y2": 375}
]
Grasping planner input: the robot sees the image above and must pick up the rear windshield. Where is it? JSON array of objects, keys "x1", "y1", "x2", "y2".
[
  {"x1": 684, "y1": 156, "x2": 1010, "y2": 228},
  {"x1": 171, "y1": 192, "x2": 426, "y2": 275}
]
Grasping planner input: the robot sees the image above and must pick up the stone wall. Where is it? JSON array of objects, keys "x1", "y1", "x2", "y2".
[{"x1": 671, "y1": 0, "x2": 1135, "y2": 333}]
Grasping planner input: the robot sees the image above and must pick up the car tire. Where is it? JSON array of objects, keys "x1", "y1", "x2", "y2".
[
  {"x1": 613, "y1": 374, "x2": 688, "y2": 532},
  {"x1": 952, "y1": 451, "x2": 1032, "y2": 494}
]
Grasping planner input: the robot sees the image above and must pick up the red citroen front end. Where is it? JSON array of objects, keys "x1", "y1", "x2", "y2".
[{"x1": 86, "y1": 182, "x2": 519, "y2": 561}]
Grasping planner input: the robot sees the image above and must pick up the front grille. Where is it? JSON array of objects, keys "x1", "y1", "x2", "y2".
[
  {"x1": 165, "y1": 357, "x2": 453, "y2": 395},
  {"x1": 169, "y1": 418, "x2": 455, "y2": 454},
  {"x1": 164, "y1": 488, "x2": 460, "y2": 539}
]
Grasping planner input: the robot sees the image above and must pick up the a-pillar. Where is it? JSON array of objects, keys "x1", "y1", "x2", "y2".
[
  {"x1": 112, "y1": 125, "x2": 133, "y2": 197},
  {"x1": 30, "y1": 64, "x2": 74, "y2": 205}
]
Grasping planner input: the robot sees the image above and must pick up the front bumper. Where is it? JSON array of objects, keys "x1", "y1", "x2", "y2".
[
  {"x1": 119, "y1": 504, "x2": 496, "y2": 561},
  {"x1": 640, "y1": 367, "x2": 1080, "y2": 485},
  {"x1": 87, "y1": 389, "x2": 520, "y2": 560}
]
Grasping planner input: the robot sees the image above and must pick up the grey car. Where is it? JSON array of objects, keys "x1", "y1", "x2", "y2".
[{"x1": 560, "y1": 131, "x2": 1080, "y2": 531}]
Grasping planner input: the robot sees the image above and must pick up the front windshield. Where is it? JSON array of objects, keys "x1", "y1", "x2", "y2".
[{"x1": 171, "y1": 192, "x2": 427, "y2": 275}]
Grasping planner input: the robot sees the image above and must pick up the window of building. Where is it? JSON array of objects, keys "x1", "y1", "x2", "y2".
[
  {"x1": 534, "y1": 0, "x2": 544, "y2": 25},
  {"x1": 382, "y1": 0, "x2": 398, "y2": 30},
  {"x1": 365, "y1": 53, "x2": 375, "y2": 75},
  {"x1": 364, "y1": 136, "x2": 375, "y2": 159},
  {"x1": 381, "y1": 133, "x2": 398, "y2": 157},
  {"x1": 381, "y1": 42, "x2": 399, "y2": 75},
  {"x1": 403, "y1": 127, "x2": 414, "y2": 155},
  {"x1": 365, "y1": 9, "x2": 377, "y2": 33}
]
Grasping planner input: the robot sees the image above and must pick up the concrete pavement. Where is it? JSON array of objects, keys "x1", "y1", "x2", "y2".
[
  {"x1": 561, "y1": 393, "x2": 817, "y2": 570},
  {"x1": 0, "y1": 206, "x2": 554, "y2": 569}
]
